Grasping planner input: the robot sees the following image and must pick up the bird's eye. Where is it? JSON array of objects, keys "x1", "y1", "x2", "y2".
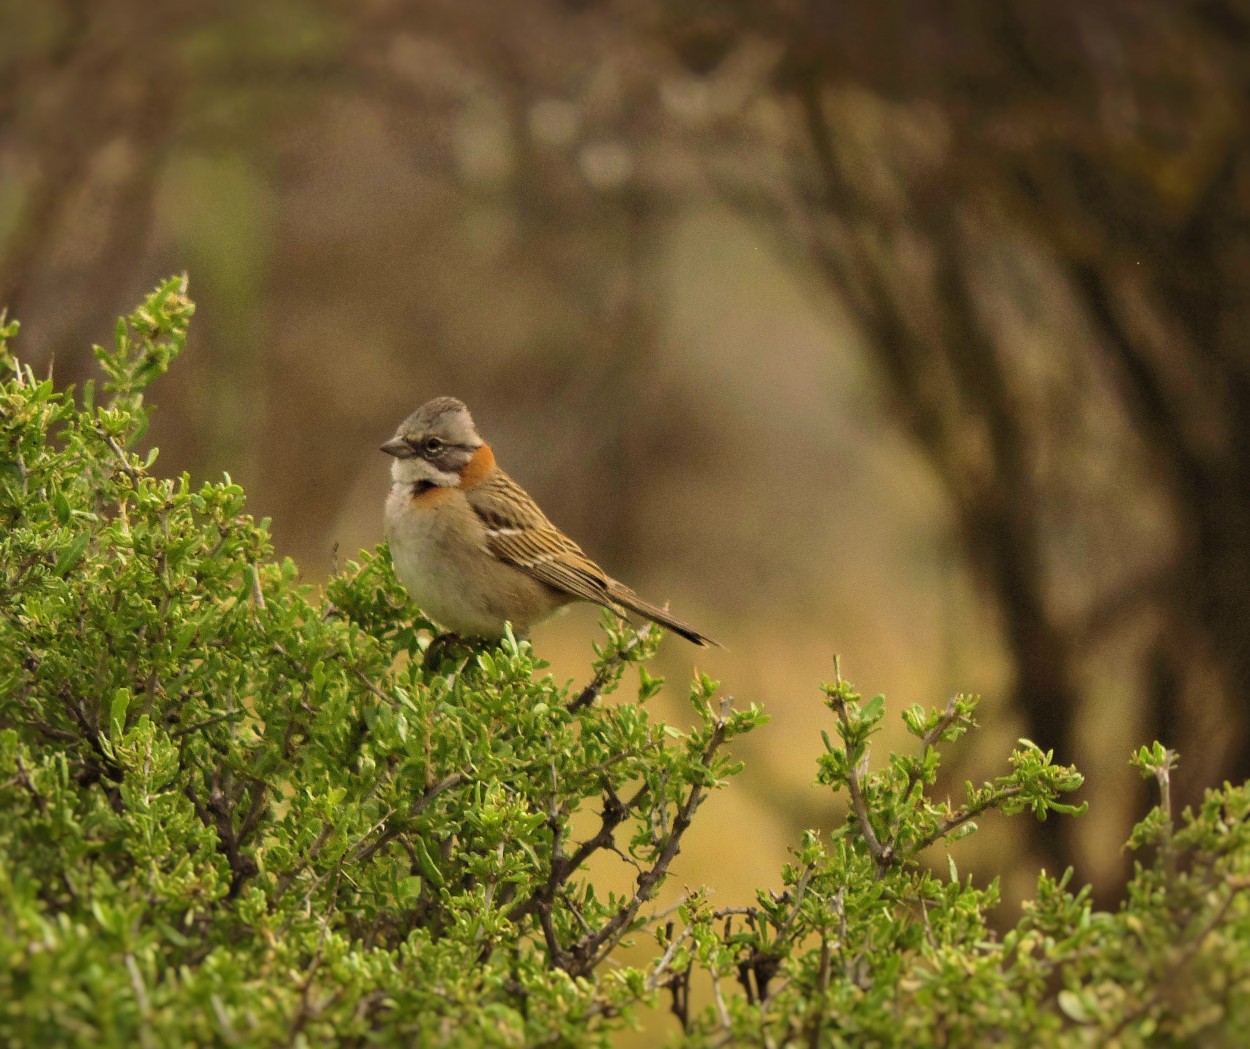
[{"x1": 423, "y1": 437, "x2": 444, "y2": 455}]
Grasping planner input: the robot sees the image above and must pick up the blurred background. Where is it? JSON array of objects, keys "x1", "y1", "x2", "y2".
[{"x1": 4, "y1": 0, "x2": 1249, "y2": 1002}]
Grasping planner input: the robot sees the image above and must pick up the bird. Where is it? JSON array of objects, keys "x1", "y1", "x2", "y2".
[{"x1": 381, "y1": 397, "x2": 718, "y2": 647}]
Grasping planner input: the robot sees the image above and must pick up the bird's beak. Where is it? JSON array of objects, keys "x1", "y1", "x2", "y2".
[{"x1": 380, "y1": 437, "x2": 414, "y2": 459}]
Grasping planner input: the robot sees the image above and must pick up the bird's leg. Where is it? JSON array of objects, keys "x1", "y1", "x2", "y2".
[{"x1": 424, "y1": 631, "x2": 469, "y2": 669}]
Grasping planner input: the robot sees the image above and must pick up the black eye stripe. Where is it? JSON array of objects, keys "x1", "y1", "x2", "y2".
[{"x1": 406, "y1": 438, "x2": 469, "y2": 457}]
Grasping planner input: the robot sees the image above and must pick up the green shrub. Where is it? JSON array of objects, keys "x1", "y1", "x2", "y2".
[
  {"x1": 2, "y1": 279, "x2": 1249, "y2": 1047},
  {"x1": 0, "y1": 277, "x2": 763, "y2": 1046},
  {"x1": 670, "y1": 684, "x2": 1250, "y2": 1047}
]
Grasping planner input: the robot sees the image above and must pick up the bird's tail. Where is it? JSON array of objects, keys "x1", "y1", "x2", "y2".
[{"x1": 607, "y1": 584, "x2": 721, "y2": 648}]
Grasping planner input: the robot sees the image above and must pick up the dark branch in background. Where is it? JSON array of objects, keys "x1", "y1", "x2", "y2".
[
  {"x1": 0, "y1": 4, "x2": 197, "y2": 333},
  {"x1": 793, "y1": 69, "x2": 1080, "y2": 862},
  {"x1": 650, "y1": 0, "x2": 1250, "y2": 894},
  {"x1": 1072, "y1": 252, "x2": 1250, "y2": 784}
]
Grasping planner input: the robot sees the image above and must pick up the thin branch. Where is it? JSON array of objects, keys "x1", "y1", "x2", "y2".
[
  {"x1": 911, "y1": 785, "x2": 1025, "y2": 854},
  {"x1": 884, "y1": 695, "x2": 963, "y2": 857},
  {"x1": 507, "y1": 778, "x2": 647, "y2": 925},
  {"x1": 569, "y1": 623, "x2": 654, "y2": 712},
  {"x1": 11, "y1": 753, "x2": 48, "y2": 814},
  {"x1": 772, "y1": 863, "x2": 815, "y2": 944},
  {"x1": 805, "y1": 933, "x2": 832, "y2": 1049},
  {"x1": 96, "y1": 428, "x2": 142, "y2": 482},
  {"x1": 274, "y1": 822, "x2": 337, "y2": 899},
  {"x1": 645, "y1": 924, "x2": 694, "y2": 994},
  {"x1": 124, "y1": 953, "x2": 151, "y2": 1017},
  {"x1": 1152, "y1": 748, "x2": 1178, "y2": 884},
  {"x1": 710, "y1": 966, "x2": 732, "y2": 1034},
  {"x1": 352, "y1": 772, "x2": 468, "y2": 864},
  {"x1": 250, "y1": 564, "x2": 266, "y2": 610},
  {"x1": 564, "y1": 697, "x2": 735, "y2": 977},
  {"x1": 184, "y1": 777, "x2": 257, "y2": 898},
  {"x1": 825, "y1": 664, "x2": 888, "y2": 871}
]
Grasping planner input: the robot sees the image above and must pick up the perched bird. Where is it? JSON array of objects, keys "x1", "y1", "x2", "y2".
[{"x1": 381, "y1": 397, "x2": 717, "y2": 646}]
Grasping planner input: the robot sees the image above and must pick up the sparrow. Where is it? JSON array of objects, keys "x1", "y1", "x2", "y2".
[{"x1": 381, "y1": 397, "x2": 718, "y2": 646}]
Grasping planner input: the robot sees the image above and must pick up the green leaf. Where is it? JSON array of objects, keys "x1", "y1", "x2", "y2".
[
  {"x1": 110, "y1": 688, "x2": 131, "y2": 739},
  {"x1": 53, "y1": 533, "x2": 90, "y2": 576}
]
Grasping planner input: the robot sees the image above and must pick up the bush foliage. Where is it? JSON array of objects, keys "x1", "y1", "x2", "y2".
[{"x1": 2, "y1": 279, "x2": 1250, "y2": 1047}]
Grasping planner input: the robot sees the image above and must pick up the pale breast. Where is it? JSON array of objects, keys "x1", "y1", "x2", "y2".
[{"x1": 385, "y1": 484, "x2": 568, "y2": 637}]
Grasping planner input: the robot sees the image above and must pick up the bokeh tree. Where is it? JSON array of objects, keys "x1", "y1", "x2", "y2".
[{"x1": 646, "y1": 0, "x2": 1250, "y2": 868}]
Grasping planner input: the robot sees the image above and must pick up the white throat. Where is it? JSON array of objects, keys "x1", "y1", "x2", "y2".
[{"x1": 390, "y1": 455, "x2": 458, "y2": 489}]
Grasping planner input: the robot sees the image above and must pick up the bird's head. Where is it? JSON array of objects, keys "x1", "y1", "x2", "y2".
[{"x1": 381, "y1": 397, "x2": 487, "y2": 491}]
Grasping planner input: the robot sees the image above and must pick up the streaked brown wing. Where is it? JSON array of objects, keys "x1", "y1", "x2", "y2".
[{"x1": 465, "y1": 470, "x2": 616, "y2": 607}]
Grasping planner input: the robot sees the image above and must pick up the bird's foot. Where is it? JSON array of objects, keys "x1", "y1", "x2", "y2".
[{"x1": 423, "y1": 631, "x2": 478, "y2": 670}]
